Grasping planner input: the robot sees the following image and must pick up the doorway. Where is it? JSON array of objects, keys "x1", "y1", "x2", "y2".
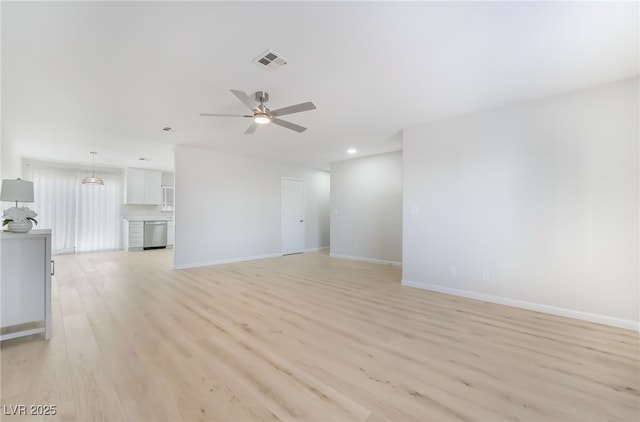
[{"x1": 281, "y1": 178, "x2": 305, "y2": 255}]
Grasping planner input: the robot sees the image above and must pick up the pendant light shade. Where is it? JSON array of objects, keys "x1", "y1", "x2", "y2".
[{"x1": 81, "y1": 152, "x2": 104, "y2": 185}]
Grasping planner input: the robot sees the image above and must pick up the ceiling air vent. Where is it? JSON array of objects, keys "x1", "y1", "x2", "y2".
[{"x1": 253, "y1": 49, "x2": 288, "y2": 71}]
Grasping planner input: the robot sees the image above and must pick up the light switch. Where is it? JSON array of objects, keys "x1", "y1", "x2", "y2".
[{"x1": 410, "y1": 206, "x2": 420, "y2": 216}]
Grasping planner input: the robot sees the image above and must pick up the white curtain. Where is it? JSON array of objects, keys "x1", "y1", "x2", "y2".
[
  {"x1": 31, "y1": 165, "x2": 123, "y2": 254},
  {"x1": 76, "y1": 171, "x2": 122, "y2": 252},
  {"x1": 32, "y1": 167, "x2": 78, "y2": 254}
]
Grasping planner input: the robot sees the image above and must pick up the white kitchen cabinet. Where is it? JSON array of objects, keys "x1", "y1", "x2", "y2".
[
  {"x1": 161, "y1": 185, "x2": 174, "y2": 212},
  {"x1": 0, "y1": 229, "x2": 52, "y2": 341},
  {"x1": 126, "y1": 168, "x2": 162, "y2": 205},
  {"x1": 144, "y1": 170, "x2": 162, "y2": 204},
  {"x1": 123, "y1": 221, "x2": 144, "y2": 250},
  {"x1": 126, "y1": 168, "x2": 145, "y2": 204},
  {"x1": 167, "y1": 221, "x2": 175, "y2": 247}
]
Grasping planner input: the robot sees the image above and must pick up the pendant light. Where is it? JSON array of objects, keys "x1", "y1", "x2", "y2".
[{"x1": 81, "y1": 152, "x2": 104, "y2": 185}]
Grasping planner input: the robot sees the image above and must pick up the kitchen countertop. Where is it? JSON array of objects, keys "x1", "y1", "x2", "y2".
[{"x1": 122, "y1": 216, "x2": 173, "y2": 222}]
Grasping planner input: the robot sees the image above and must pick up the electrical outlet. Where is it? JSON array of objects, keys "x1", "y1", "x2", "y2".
[
  {"x1": 449, "y1": 266, "x2": 457, "y2": 277},
  {"x1": 482, "y1": 271, "x2": 490, "y2": 281}
]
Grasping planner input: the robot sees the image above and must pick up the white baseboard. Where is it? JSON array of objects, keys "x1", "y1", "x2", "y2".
[
  {"x1": 175, "y1": 253, "x2": 282, "y2": 270},
  {"x1": 330, "y1": 253, "x2": 402, "y2": 267},
  {"x1": 304, "y1": 246, "x2": 329, "y2": 253},
  {"x1": 402, "y1": 279, "x2": 639, "y2": 332}
]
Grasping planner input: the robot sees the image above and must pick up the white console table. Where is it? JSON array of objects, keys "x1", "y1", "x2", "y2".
[{"x1": 0, "y1": 229, "x2": 52, "y2": 341}]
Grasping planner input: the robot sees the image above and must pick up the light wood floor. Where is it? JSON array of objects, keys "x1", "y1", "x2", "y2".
[{"x1": 1, "y1": 249, "x2": 638, "y2": 421}]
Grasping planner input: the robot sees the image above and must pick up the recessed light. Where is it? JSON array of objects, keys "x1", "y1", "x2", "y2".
[{"x1": 347, "y1": 148, "x2": 357, "y2": 154}]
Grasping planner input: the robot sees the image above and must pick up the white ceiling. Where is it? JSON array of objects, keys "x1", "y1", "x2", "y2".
[{"x1": 2, "y1": 1, "x2": 638, "y2": 172}]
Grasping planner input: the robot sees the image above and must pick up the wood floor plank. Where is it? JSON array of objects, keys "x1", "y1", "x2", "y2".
[
  {"x1": 62, "y1": 314, "x2": 102, "y2": 367},
  {"x1": 1, "y1": 249, "x2": 638, "y2": 421},
  {"x1": 68, "y1": 360, "x2": 127, "y2": 421}
]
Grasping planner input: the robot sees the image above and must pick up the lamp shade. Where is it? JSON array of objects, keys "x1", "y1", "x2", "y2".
[{"x1": 1, "y1": 179, "x2": 34, "y2": 203}]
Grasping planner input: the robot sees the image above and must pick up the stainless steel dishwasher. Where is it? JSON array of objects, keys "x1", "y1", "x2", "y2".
[{"x1": 143, "y1": 221, "x2": 167, "y2": 250}]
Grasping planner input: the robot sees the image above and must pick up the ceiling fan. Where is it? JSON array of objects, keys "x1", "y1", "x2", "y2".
[{"x1": 200, "y1": 90, "x2": 316, "y2": 134}]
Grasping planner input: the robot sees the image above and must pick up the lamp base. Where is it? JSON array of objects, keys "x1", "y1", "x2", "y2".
[{"x1": 7, "y1": 220, "x2": 33, "y2": 233}]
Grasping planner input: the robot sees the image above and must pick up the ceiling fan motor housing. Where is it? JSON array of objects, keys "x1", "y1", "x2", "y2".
[{"x1": 255, "y1": 91, "x2": 269, "y2": 104}]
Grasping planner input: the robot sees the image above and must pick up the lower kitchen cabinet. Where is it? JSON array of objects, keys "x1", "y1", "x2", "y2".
[
  {"x1": 167, "y1": 221, "x2": 175, "y2": 247},
  {"x1": 123, "y1": 221, "x2": 143, "y2": 250}
]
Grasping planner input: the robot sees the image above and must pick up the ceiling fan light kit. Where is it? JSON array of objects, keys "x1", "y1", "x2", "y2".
[
  {"x1": 254, "y1": 112, "x2": 271, "y2": 125},
  {"x1": 200, "y1": 89, "x2": 316, "y2": 134}
]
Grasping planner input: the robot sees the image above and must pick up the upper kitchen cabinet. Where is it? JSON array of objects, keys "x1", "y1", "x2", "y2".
[
  {"x1": 125, "y1": 168, "x2": 162, "y2": 204},
  {"x1": 144, "y1": 170, "x2": 162, "y2": 204}
]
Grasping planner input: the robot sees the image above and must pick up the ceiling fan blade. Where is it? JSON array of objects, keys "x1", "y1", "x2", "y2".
[
  {"x1": 244, "y1": 122, "x2": 259, "y2": 134},
  {"x1": 269, "y1": 101, "x2": 316, "y2": 117},
  {"x1": 230, "y1": 89, "x2": 257, "y2": 111},
  {"x1": 271, "y1": 118, "x2": 307, "y2": 133},
  {"x1": 199, "y1": 113, "x2": 253, "y2": 117}
]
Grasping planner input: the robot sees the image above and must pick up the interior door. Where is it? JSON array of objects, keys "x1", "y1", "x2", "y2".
[{"x1": 281, "y1": 178, "x2": 305, "y2": 255}]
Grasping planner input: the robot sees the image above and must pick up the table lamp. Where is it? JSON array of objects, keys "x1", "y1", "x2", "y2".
[{"x1": 1, "y1": 178, "x2": 38, "y2": 233}]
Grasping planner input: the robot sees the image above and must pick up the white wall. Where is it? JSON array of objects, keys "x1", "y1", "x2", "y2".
[
  {"x1": 403, "y1": 77, "x2": 639, "y2": 330},
  {"x1": 1, "y1": 123, "x2": 21, "y2": 180},
  {"x1": 174, "y1": 145, "x2": 330, "y2": 269},
  {"x1": 161, "y1": 172, "x2": 174, "y2": 186},
  {"x1": 330, "y1": 151, "x2": 403, "y2": 265}
]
